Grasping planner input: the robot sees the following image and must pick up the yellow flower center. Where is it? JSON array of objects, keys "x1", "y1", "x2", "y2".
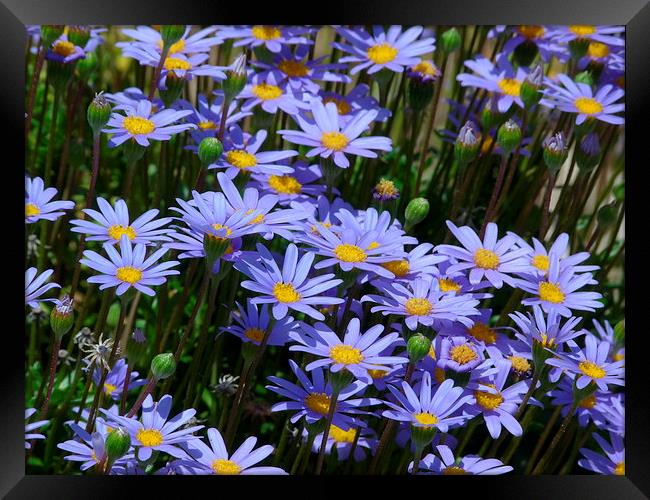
[
  {"x1": 474, "y1": 383, "x2": 504, "y2": 410},
  {"x1": 381, "y1": 260, "x2": 410, "y2": 277},
  {"x1": 367, "y1": 43, "x2": 399, "y2": 64},
  {"x1": 164, "y1": 57, "x2": 191, "y2": 71},
  {"x1": 613, "y1": 351, "x2": 625, "y2": 362},
  {"x1": 251, "y1": 25, "x2": 282, "y2": 41},
  {"x1": 411, "y1": 60, "x2": 438, "y2": 77},
  {"x1": 198, "y1": 120, "x2": 217, "y2": 130},
  {"x1": 252, "y1": 83, "x2": 283, "y2": 101},
  {"x1": 518, "y1": 25, "x2": 545, "y2": 39},
  {"x1": 157, "y1": 38, "x2": 185, "y2": 55},
  {"x1": 414, "y1": 412, "x2": 438, "y2": 425},
  {"x1": 538, "y1": 281, "x2": 565, "y2": 304},
  {"x1": 53, "y1": 40, "x2": 75, "y2": 57},
  {"x1": 434, "y1": 367, "x2": 446, "y2": 383},
  {"x1": 333, "y1": 243, "x2": 367, "y2": 263},
  {"x1": 321, "y1": 131, "x2": 349, "y2": 151},
  {"x1": 509, "y1": 356, "x2": 532, "y2": 374},
  {"x1": 244, "y1": 327, "x2": 266, "y2": 343},
  {"x1": 450, "y1": 344, "x2": 477, "y2": 365},
  {"x1": 272, "y1": 282, "x2": 301, "y2": 303},
  {"x1": 404, "y1": 297, "x2": 433, "y2": 316},
  {"x1": 569, "y1": 25, "x2": 597, "y2": 37},
  {"x1": 305, "y1": 392, "x2": 331, "y2": 415},
  {"x1": 368, "y1": 368, "x2": 388, "y2": 379},
  {"x1": 587, "y1": 42, "x2": 610, "y2": 59},
  {"x1": 322, "y1": 96, "x2": 351, "y2": 115},
  {"x1": 614, "y1": 462, "x2": 625, "y2": 475},
  {"x1": 136, "y1": 428, "x2": 164, "y2": 447},
  {"x1": 438, "y1": 278, "x2": 461, "y2": 293},
  {"x1": 108, "y1": 224, "x2": 137, "y2": 241},
  {"x1": 278, "y1": 59, "x2": 309, "y2": 77},
  {"x1": 209, "y1": 223, "x2": 233, "y2": 241},
  {"x1": 211, "y1": 459, "x2": 242, "y2": 475},
  {"x1": 578, "y1": 360, "x2": 606, "y2": 379},
  {"x1": 474, "y1": 248, "x2": 500, "y2": 269},
  {"x1": 373, "y1": 178, "x2": 398, "y2": 198},
  {"x1": 579, "y1": 394, "x2": 597, "y2": 409},
  {"x1": 468, "y1": 322, "x2": 497, "y2": 344},
  {"x1": 25, "y1": 203, "x2": 41, "y2": 217},
  {"x1": 104, "y1": 383, "x2": 117, "y2": 395},
  {"x1": 497, "y1": 78, "x2": 522, "y2": 97},
  {"x1": 538, "y1": 334, "x2": 556, "y2": 348},
  {"x1": 329, "y1": 344, "x2": 364, "y2": 365},
  {"x1": 116, "y1": 266, "x2": 143, "y2": 284},
  {"x1": 574, "y1": 97, "x2": 603, "y2": 115},
  {"x1": 532, "y1": 254, "x2": 549, "y2": 271},
  {"x1": 123, "y1": 115, "x2": 156, "y2": 135},
  {"x1": 226, "y1": 150, "x2": 257, "y2": 169},
  {"x1": 268, "y1": 175, "x2": 302, "y2": 194},
  {"x1": 329, "y1": 425, "x2": 357, "y2": 443}
]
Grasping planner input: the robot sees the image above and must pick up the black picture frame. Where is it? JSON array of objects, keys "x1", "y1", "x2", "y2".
[{"x1": 3, "y1": 2, "x2": 647, "y2": 498}]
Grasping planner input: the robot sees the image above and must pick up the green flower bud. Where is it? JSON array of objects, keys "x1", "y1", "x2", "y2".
[
  {"x1": 455, "y1": 121, "x2": 481, "y2": 166},
  {"x1": 50, "y1": 295, "x2": 74, "y2": 340},
  {"x1": 405, "y1": 198, "x2": 430, "y2": 229},
  {"x1": 105, "y1": 428, "x2": 131, "y2": 463},
  {"x1": 440, "y1": 28, "x2": 461, "y2": 53},
  {"x1": 160, "y1": 25, "x2": 185, "y2": 48},
  {"x1": 407, "y1": 334, "x2": 431, "y2": 363},
  {"x1": 496, "y1": 119, "x2": 522, "y2": 154},
  {"x1": 513, "y1": 39, "x2": 539, "y2": 67},
  {"x1": 159, "y1": 71, "x2": 186, "y2": 107},
  {"x1": 150, "y1": 353, "x2": 176, "y2": 381},
  {"x1": 198, "y1": 137, "x2": 224, "y2": 166},
  {"x1": 597, "y1": 202, "x2": 618, "y2": 228},
  {"x1": 542, "y1": 132, "x2": 568, "y2": 171},
  {"x1": 576, "y1": 132, "x2": 601, "y2": 172},
  {"x1": 481, "y1": 97, "x2": 507, "y2": 131},
  {"x1": 520, "y1": 64, "x2": 543, "y2": 109},
  {"x1": 87, "y1": 92, "x2": 112, "y2": 135},
  {"x1": 222, "y1": 54, "x2": 247, "y2": 101},
  {"x1": 574, "y1": 70, "x2": 595, "y2": 87},
  {"x1": 40, "y1": 25, "x2": 65, "y2": 47},
  {"x1": 126, "y1": 329, "x2": 147, "y2": 366},
  {"x1": 68, "y1": 26, "x2": 91, "y2": 48}
]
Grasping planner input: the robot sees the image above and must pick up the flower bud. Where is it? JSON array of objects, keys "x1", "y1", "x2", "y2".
[
  {"x1": 597, "y1": 202, "x2": 618, "y2": 228},
  {"x1": 481, "y1": 97, "x2": 507, "y2": 131},
  {"x1": 440, "y1": 28, "x2": 461, "y2": 53},
  {"x1": 40, "y1": 25, "x2": 65, "y2": 47},
  {"x1": 50, "y1": 295, "x2": 74, "y2": 340},
  {"x1": 520, "y1": 64, "x2": 543, "y2": 109},
  {"x1": 513, "y1": 39, "x2": 539, "y2": 67},
  {"x1": 160, "y1": 25, "x2": 185, "y2": 49},
  {"x1": 405, "y1": 198, "x2": 430, "y2": 229},
  {"x1": 159, "y1": 71, "x2": 186, "y2": 107},
  {"x1": 407, "y1": 334, "x2": 431, "y2": 363},
  {"x1": 105, "y1": 428, "x2": 131, "y2": 463},
  {"x1": 455, "y1": 121, "x2": 481, "y2": 166},
  {"x1": 496, "y1": 119, "x2": 522, "y2": 154},
  {"x1": 222, "y1": 54, "x2": 247, "y2": 101},
  {"x1": 150, "y1": 353, "x2": 176, "y2": 381},
  {"x1": 68, "y1": 26, "x2": 91, "y2": 48},
  {"x1": 198, "y1": 137, "x2": 224, "y2": 167},
  {"x1": 126, "y1": 329, "x2": 147, "y2": 366},
  {"x1": 87, "y1": 92, "x2": 112, "y2": 135},
  {"x1": 574, "y1": 70, "x2": 595, "y2": 87},
  {"x1": 576, "y1": 132, "x2": 601, "y2": 172},
  {"x1": 407, "y1": 61, "x2": 439, "y2": 111},
  {"x1": 542, "y1": 132, "x2": 568, "y2": 171}
]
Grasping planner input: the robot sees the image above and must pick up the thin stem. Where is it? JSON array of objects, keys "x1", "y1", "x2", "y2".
[
  {"x1": 315, "y1": 390, "x2": 340, "y2": 475},
  {"x1": 480, "y1": 153, "x2": 510, "y2": 238},
  {"x1": 531, "y1": 402, "x2": 577, "y2": 475}
]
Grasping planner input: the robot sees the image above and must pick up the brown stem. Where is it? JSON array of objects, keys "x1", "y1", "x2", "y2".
[{"x1": 480, "y1": 153, "x2": 510, "y2": 238}]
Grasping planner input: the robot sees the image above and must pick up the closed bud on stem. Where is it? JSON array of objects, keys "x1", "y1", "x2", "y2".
[
  {"x1": 150, "y1": 353, "x2": 176, "y2": 381},
  {"x1": 481, "y1": 97, "x2": 506, "y2": 131},
  {"x1": 87, "y1": 92, "x2": 112, "y2": 135},
  {"x1": 407, "y1": 334, "x2": 431, "y2": 364},
  {"x1": 405, "y1": 198, "x2": 430, "y2": 230},
  {"x1": 496, "y1": 119, "x2": 522, "y2": 154},
  {"x1": 455, "y1": 121, "x2": 481, "y2": 166},
  {"x1": 51, "y1": 295, "x2": 74, "y2": 340},
  {"x1": 222, "y1": 54, "x2": 248, "y2": 101},
  {"x1": 160, "y1": 25, "x2": 185, "y2": 49},
  {"x1": 68, "y1": 26, "x2": 91, "y2": 48},
  {"x1": 542, "y1": 132, "x2": 567, "y2": 171},
  {"x1": 40, "y1": 25, "x2": 65, "y2": 47},
  {"x1": 576, "y1": 132, "x2": 601, "y2": 172},
  {"x1": 440, "y1": 28, "x2": 461, "y2": 53},
  {"x1": 198, "y1": 137, "x2": 223, "y2": 166},
  {"x1": 520, "y1": 64, "x2": 543, "y2": 109},
  {"x1": 105, "y1": 428, "x2": 131, "y2": 463}
]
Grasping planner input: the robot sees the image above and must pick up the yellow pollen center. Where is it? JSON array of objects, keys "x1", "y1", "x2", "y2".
[
  {"x1": 211, "y1": 459, "x2": 242, "y2": 475},
  {"x1": 104, "y1": 383, "x2": 117, "y2": 395},
  {"x1": 367, "y1": 43, "x2": 399, "y2": 64},
  {"x1": 157, "y1": 38, "x2": 186, "y2": 55},
  {"x1": 468, "y1": 322, "x2": 497, "y2": 344},
  {"x1": 439, "y1": 278, "x2": 461, "y2": 293},
  {"x1": 321, "y1": 131, "x2": 349, "y2": 151},
  {"x1": 368, "y1": 368, "x2": 388, "y2": 379},
  {"x1": 474, "y1": 248, "x2": 500, "y2": 269},
  {"x1": 322, "y1": 96, "x2": 351, "y2": 115},
  {"x1": 381, "y1": 260, "x2": 410, "y2": 277},
  {"x1": 498, "y1": 78, "x2": 522, "y2": 97},
  {"x1": 570, "y1": 25, "x2": 597, "y2": 37},
  {"x1": 252, "y1": 83, "x2": 283, "y2": 101},
  {"x1": 278, "y1": 59, "x2": 309, "y2": 77},
  {"x1": 268, "y1": 175, "x2": 302, "y2": 194},
  {"x1": 578, "y1": 360, "x2": 606, "y2": 379},
  {"x1": 136, "y1": 428, "x2": 164, "y2": 447},
  {"x1": 474, "y1": 383, "x2": 504, "y2": 410},
  {"x1": 273, "y1": 282, "x2": 301, "y2": 303},
  {"x1": 579, "y1": 394, "x2": 597, "y2": 409},
  {"x1": 443, "y1": 466, "x2": 468, "y2": 475},
  {"x1": 305, "y1": 392, "x2": 331, "y2": 415},
  {"x1": 53, "y1": 40, "x2": 75, "y2": 56},
  {"x1": 244, "y1": 327, "x2": 266, "y2": 343},
  {"x1": 450, "y1": 344, "x2": 477, "y2": 365},
  {"x1": 615, "y1": 462, "x2": 625, "y2": 475},
  {"x1": 329, "y1": 425, "x2": 357, "y2": 443},
  {"x1": 510, "y1": 356, "x2": 532, "y2": 374},
  {"x1": 588, "y1": 42, "x2": 610, "y2": 59},
  {"x1": 226, "y1": 150, "x2": 257, "y2": 169},
  {"x1": 574, "y1": 97, "x2": 603, "y2": 115},
  {"x1": 209, "y1": 223, "x2": 232, "y2": 241},
  {"x1": 414, "y1": 412, "x2": 438, "y2": 425},
  {"x1": 116, "y1": 266, "x2": 143, "y2": 284},
  {"x1": 198, "y1": 120, "x2": 217, "y2": 130},
  {"x1": 333, "y1": 243, "x2": 367, "y2": 263},
  {"x1": 123, "y1": 115, "x2": 156, "y2": 135},
  {"x1": 518, "y1": 25, "x2": 545, "y2": 39},
  {"x1": 25, "y1": 203, "x2": 40, "y2": 217},
  {"x1": 405, "y1": 297, "x2": 433, "y2": 316},
  {"x1": 108, "y1": 224, "x2": 137, "y2": 241},
  {"x1": 164, "y1": 57, "x2": 191, "y2": 71},
  {"x1": 532, "y1": 254, "x2": 550, "y2": 271},
  {"x1": 538, "y1": 281, "x2": 565, "y2": 304},
  {"x1": 374, "y1": 178, "x2": 398, "y2": 198},
  {"x1": 329, "y1": 344, "x2": 364, "y2": 365},
  {"x1": 251, "y1": 25, "x2": 282, "y2": 41},
  {"x1": 411, "y1": 60, "x2": 438, "y2": 77}
]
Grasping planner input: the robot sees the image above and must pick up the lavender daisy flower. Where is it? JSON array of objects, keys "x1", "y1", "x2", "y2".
[
  {"x1": 118, "y1": 25, "x2": 222, "y2": 59},
  {"x1": 218, "y1": 25, "x2": 311, "y2": 53},
  {"x1": 239, "y1": 71, "x2": 309, "y2": 116},
  {"x1": 546, "y1": 334, "x2": 624, "y2": 392},
  {"x1": 288, "y1": 317, "x2": 408, "y2": 383},
  {"x1": 104, "y1": 86, "x2": 164, "y2": 114},
  {"x1": 494, "y1": 25, "x2": 565, "y2": 63},
  {"x1": 431, "y1": 259, "x2": 494, "y2": 299},
  {"x1": 92, "y1": 358, "x2": 146, "y2": 401},
  {"x1": 222, "y1": 300, "x2": 297, "y2": 347},
  {"x1": 164, "y1": 225, "x2": 242, "y2": 274},
  {"x1": 25, "y1": 267, "x2": 60, "y2": 307},
  {"x1": 410, "y1": 445, "x2": 513, "y2": 475},
  {"x1": 549, "y1": 25, "x2": 625, "y2": 47},
  {"x1": 25, "y1": 176, "x2": 75, "y2": 224},
  {"x1": 578, "y1": 431, "x2": 625, "y2": 475},
  {"x1": 438, "y1": 336, "x2": 487, "y2": 373},
  {"x1": 550, "y1": 378, "x2": 610, "y2": 428},
  {"x1": 444, "y1": 309, "x2": 512, "y2": 352},
  {"x1": 335, "y1": 26, "x2": 435, "y2": 75},
  {"x1": 362, "y1": 278, "x2": 480, "y2": 331},
  {"x1": 252, "y1": 161, "x2": 328, "y2": 205},
  {"x1": 592, "y1": 319, "x2": 625, "y2": 362},
  {"x1": 70, "y1": 197, "x2": 172, "y2": 245},
  {"x1": 318, "y1": 84, "x2": 390, "y2": 125},
  {"x1": 103, "y1": 100, "x2": 195, "y2": 147},
  {"x1": 511, "y1": 305, "x2": 585, "y2": 350},
  {"x1": 310, "y1": 425, "x2": 376, "y2": 462},
  {"x1": 46, "y1": 38, "x2": 85, "y2": 64},
  {"x1": 292, "y1": 195, "x2": 353, "y2": 237},
  {"x1": 266, "y1": 360, "x2": 381, "y2": 430},
  {"x1": 278, "y1": 100, "x2": 392, "y2": 169},
  {"x1": 382, "y1": 373, "x2": 474, "y2": 433},
  {"x1": 80, "y1": 235, "x2": 180, "y2": 297},
  {"x1": 599, "y1": 394, "x2": 625, "y2": 436},
  {"x1": 436, "y1": 221, "x2": 530, "y2": 289},
  {"x1": 209, "y1": 125, "x2": 297, "y2": 179},
  {"x1": 24, "y1": 409, "x2": 48, "y2": 449},
  {"x1": 102, "y1": 394, "x2": 203, "y2": 461},
  {"x1": 128, "y1": 50, "x2": 226, "y2": 86},
  {"x1": 235, "y1": 243, "x2": 343, "y2": 321},
  {"x1": 372, "y1": 243, "x2": 447, "y2": 283}
]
